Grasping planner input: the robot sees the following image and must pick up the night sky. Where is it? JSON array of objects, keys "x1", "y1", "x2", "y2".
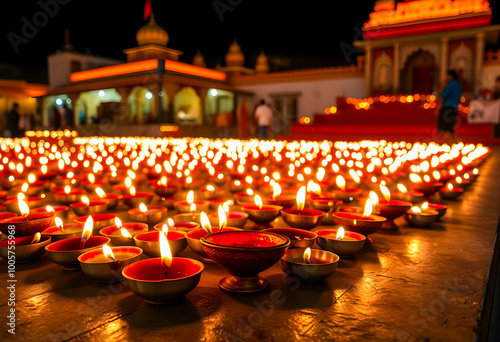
[{"x1": 1, "y1": 0, "x2": 500, "y2": 83}]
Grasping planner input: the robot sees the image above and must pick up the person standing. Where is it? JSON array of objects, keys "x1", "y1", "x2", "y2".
[
  {"x1": 435, "y1": 70, "x2": 462, "y2": 145},
  {"x1": 254, "y1": 99, "x2": 273, "y2": 139},
  {"x1": 7, "y1": 103, "x2": 20, "y2": 138}
]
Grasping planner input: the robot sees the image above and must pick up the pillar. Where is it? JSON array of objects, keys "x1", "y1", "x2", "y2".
[
  {"x1": 440, "y1": 37, "x2": 449, "y2": 88},
  {"x1": 115, "y1": 86, "x2": 133, "y2": 126},
  {"x1": 195, "y1": 87, "x2": 208, "y2": 125},
  {"x1": 364, "y1": 45, "x2": 373, "y2": 96},
  {"x1": 393, "y1": 42, "x2": 400, "y2": 94},
  {"x1": 67, "y1": 92, "x2": 80, "y2": 127},
  {"x1": 474, "y1": 32, "x2": 485, "y2": 94}
]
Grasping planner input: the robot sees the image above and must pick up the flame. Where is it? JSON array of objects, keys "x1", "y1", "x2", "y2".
[
  {"x1": 18, "y1": 197, "x2": 30, "y2": 217},
  {"x1": 159, "y1": 231, "x2": 173, "y2": 270},
  {"x1": 200, "y1": 212, "x2": 211, "y2": 233},
  {"x1": 161, "y1": 224, "x2": 169, "y2": 234},
  {"x1": 421, "y1": 202, "x2": 429, "y2": 210},
  {"x1": 423, "y1": 175, "x2": 431, "y2": 182},
  {"x1": 41, "y1": 165, "x2": 47, "y2": 174},
  {"x1": 432, "y1": 171, "x2": 441, "y2": 181},
  {"x1": 55, "y1": 217, "x2": 64, "y2": 232},
  {"x1": 379, "y1": 184, "x2": 391, "y2": 202},
  {"x1": 28, "y1": 174, "x2": 36, "y2": 183},
  {"x1": 223, "y1": 202, "x2": 230, "y2": 218},
  {"x1": 102, "y1": 245, "x2": 116, "y2": 261},
  {"x1": 81, "y1": 196, "x2": 90, "y2": 206},
  {"x1": 58, "y1": 159, "x2": 64, "y2": 171},
  {"x1": 246, "y1": 188, "x2": 254, "y2": 196},
  {"x1": 121, "y1": 228, "x2": 133, "y2": 239},
  {"x1": 411, "y1": 206, "x2": 422, "y2": 214},
  {"x1": 336, "y1": 175, "x2": 346, "y2": 191},
  {"x1": 218, "y1": 205, "x2": 227, "y2": 230},
  {"x1": 303, "y1": 247, "x2": 311, "y2": 264},
  {"x1": 316, "y1": 167, "x2": 325, "y2": 182},
  {"x1": 8, "y1": 176, "x2": 14, "y2": 182},
  {"x1": 272, "y1": 183, "x2": 282, "y2": 200},
  {"x1": 95, "y1": 187, "x2": 106, "y2": 198},
  {"x1": 296, "y1": 186, "x2": 306, "y2": 212},
  {"x1": 81, "y1": 216, "x2": 94, "y2": 248},
  {"x1": 254, "y1": 195, "x2": 263, "y2": 210},
  {"x1": 336, "y1": 227, "x2": 345, "y2": 240},
  {"x1": 349, "y1": 169, "x2": 360, "y2": 183},
  {"x1": 167, "y1": 218, "x2": 175, "y2": 229},
  {"x1": 447, "y1": 183, "x2": 454, "y2": 191},
  {"x1": 409, "y1": 173, "x2": 422, "y2": 183},
  {"x1": 456, "y1": 177, "x2": 462, "y2": 184},
  {"x1": 31, "y1": 232, "x2": 41, "y2": 244},
  {"x1": 397, "y1": 184, "x2": 408, "y2": 193},
  {"x1": 88, "y1": 174, "x2": 95, "y2": 184},
  {"x1": 139, "y1": 203, "x2": 148, "y2": 213},
  {"x1": 125, "y1": 177, "x2": 132, "y2": 188},
  {"x1": 245, "y1": 176, "x2": 253, "y2": 184},
  {"x1": 21, "y1": 182, "x2": 28, "y2": 193},
  {"x1": 17, "y1": 192, "x2": 25, "y2": 201},
  {"x1": 189, "y1": 203, "x2": 197, "y2": 213},
  {"x1": 307, "y1": 181, "x2": 321, "y2": 195},
  {"x1": 114, "y1": 217, "x2": 123, "y2": 229},
  {"x1": 187, "y1": 190, "x2": 194, "y2": 204},
  {"x1": 64, "y1": 185, "x2": 71, "y2": 194},
  {"x1": 129, "y1": 185, "x2": 136, "y2": 196},
  {"x1": 362, "y1": 199, "x2": 373, "y2": 218},
  {"x1": 46, "y1": 205, "x2": 54, "y2": 212},
  {"x1": 206, "y1": 185, "x2": 215, "y2": 192},
  {"x1": 369, "y1": 191, "x2": 379, "y2": 207},
  {"x1": 159, "y1": 176, "x2": 168, "y2": 186}
]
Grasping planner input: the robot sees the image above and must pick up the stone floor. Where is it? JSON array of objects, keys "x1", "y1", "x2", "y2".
[{"x1": 1, "y1": 148, "x2": 499, "y2": 342}]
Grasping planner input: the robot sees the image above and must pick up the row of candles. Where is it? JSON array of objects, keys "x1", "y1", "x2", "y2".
[{"x1": 0, "y1": 134, "x2": 489, "y2": 302}]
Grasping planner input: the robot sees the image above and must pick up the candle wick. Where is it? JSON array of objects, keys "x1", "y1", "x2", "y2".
[{"x1": 305, "y1": 257, "x2": 311, "y2": 264}]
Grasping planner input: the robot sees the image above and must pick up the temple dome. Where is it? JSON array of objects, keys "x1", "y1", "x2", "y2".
[
  {"x1": 255, "y1": 50, "x2": 269, "y2": 73},
  {"x1": 225, "y1": 39, "x2": 244, "y2": 67},
  {"x1": 193, "y1": 49, "x2": 206, "y2": 68},
  {"x1": 136, "y1": 13, "x2": 169, "y2": 46}
]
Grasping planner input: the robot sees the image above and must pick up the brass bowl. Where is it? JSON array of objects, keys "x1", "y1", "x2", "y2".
[
  {"x1": 330, "y1": 188, "x2": 363, "y2": 203},
  {"x1": 173, "y1": 212, "x2": 202, "y2": 224},
  {"x1": 5, "y1": 197, "x2": 44, "y2": 214},
  {"x1": 12, "y1": 185, "x2": 42, "y2": 197},
  {"x1": 152, "y1": 184, "x2": 181, "y2": 198},
  {"x1": 186, "y1": 227, "x2": 242, "y2": 263},
  {"x1": 309, "y1": 198, "x2": 342, "y2": 212},
  {"x1": 392, "y1": 192, "x2": 425, "y2": 205},
  {"x1": 78, "y1": 246, "x2": 143, "y2": 283},
  {"x1": 122, "y1": 257, "x2": 204, "y2": 305},
  {"x1": 438, "y1": 188, "x2": 464, "y2": 200},
  {"x1": 0, "y1": 235, "x2": 51, "y2": 263},
  {"x1": 281, "y1": 209, "x2": 325, "y2": 230},
  {"x1": 173, "y1": 200, "x2": 209, "y2": 213},
  {"x1": 378, "y1": 199, "x2": 413, "y2": 230},
  {"x1": 428, "y1": 203, "x2": 447, "y2": 219},
  {"x1": 74, "y1": 214, "x2": 117, "y2": 230},
  {"x1": 153, "y1": 221, "x2": 200, "y2": 232},
  {"x1": 70, "y1": 200, "x2": 109, "y2": 216},
  {"x1": 90, "y1": 194, "x2": 122, "y2": 210},
  {"x1": 280, "y1": 248, "x2": 339, "y2": 283},
  {"x1": 122, "y1": 193, "x2": 154, "y2": 209},
  {"x1": 134, "y1": 231, "x2": 187, "y2": 258},
  {"x1": 127, "y1": 206, "x2": 168, "y2": 225},
  {"x1": 0, "y1": 213, "x2": 55, "y2": 237},
  {"x1": 208, "y1": 211, "x2": 248, "y2": 228},
  {"x1": 234, "y1": 193, "x2": 254, "y2": 206},
  {"x1": 241, "y1": 205, "x2": 283, "y2": 227},
  {"x1": 53, "y1": 190, "x2": 87, "y2": 205},
  {"x1": 263, "y1": 227, "x2": 317, "y2": 249},
  {"x1": 315, "y1": 228, "x2": 366, "y2": 257},
  {"x1": 262, "y1": 195, "x2": 295, "y2": 209},
  {"x1": 45, "y1": 236, "x2": 110, "y2": 270},
  {"x1": 208, "y1": 198, "x2": 234, "y2": 210},
  {"x1": 31, "y1": 205, "x2": 70, "y2": 220},
  {"x1": 404, "y1": 209, "x2": 439, "y2": 227},
  {"x1": 41, "y1": 223, "x2": 84, "y2": 242},
  {"x1": 100, "y1": 222, "x2": 149, "y2": 246},
  {"x1": 332, "y1": 212, "x2": 386, "y2": 244}
]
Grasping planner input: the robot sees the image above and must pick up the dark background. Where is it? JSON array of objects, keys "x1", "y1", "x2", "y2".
[{"x1": 1, "y1": 0, "x2": 499, "y2": 83}]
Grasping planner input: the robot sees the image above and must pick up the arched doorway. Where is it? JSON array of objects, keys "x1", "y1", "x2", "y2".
[
  {"x1": 128, "y1": 86, "x2": 155, "y2": 124},
  {"x1": 173, "y1": 87, "x2": 201, "y2": 125},
  {"x1": 401, "y1": 50, "x2": 437, "y2": 94}
]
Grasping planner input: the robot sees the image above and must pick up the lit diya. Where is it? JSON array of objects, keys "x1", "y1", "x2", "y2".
[
  {"x1": 208, "y1": 198, "x2": 234, "y2": 211},
  {"x1": 315, "y1": 227, "x2": 366, "y2": 257},
  {"x1": 280, "y1": 247, "x2": 339, "y2": 283},
  {"x1": 81, "y1": 173, "x2": 107, "y2": 192},
  {"x1": 262, "y1": 183, "x2": 295, "y2": 209},
  {"x1": 78, "y1": 245, "x2": 143, "y2": 283},
  {"x1": 123, "y1": 230, "x2": 204, "y2": 304},
  {"x1": 0, "y1": 232, "x2": 51, "y2": 263},
  {"x1": 91, "y1": 187, "x2": 122, "y2": 210},
  {"x1": 31, "y1": 205, "x2": 70, "y2": 220},
  {"x1": 428, "y1": 203, "x2": 447, "y2": 220},
  {"x1": 74, "y1": 213, "x2": 117, "y2": 230},
  {"x1": 439, "y1": 182, "x2": 464, "y2": 200},
  {"x1": 377, "y1": 185, "x2": 412, "y2": 230},
  {"x1": 404, "y1": 203, "x2": 439, "y2": 227},
  {"x1": 263, "y1": 227, "x2": 317, "y2": 249},
  {"x1": 45, "y1": 216, "x2": 110, "y2": 270},
  {"x1": 152, "y1": 177, "x2": 180, "y2": 198},
  {"x1": 281, "y1": 186, "x2": 324, "y2": 230},
  {"x1": 309, "y1": 197, "x2": 342, "y2": 225},
  {"x1": 70, "y1": 196, "x2": 109, "y2": 216},
  {"x1": 201, "y1": 230, "x2": 290, "y2": 292},
  {"x1": 100, "y1": 218, "x2": 148, "y2": 246},
  {"x1": 0, "y1": 197, "x2": 54, "y2": 237},
  {"x1": 12, "y1": 182, "x2": 41, "y2": 197},
  {"x1": 122, "y1": 186, "x2": 154, "y2": 209},
  {"x1": 208, "y1": 203, "x2": 248, "y2": 228},
  {"x1": 53, "y1": 186, "x2": 87, "y2": 205},
  {"x1": 391, "y1": 183, "x2": 425, "y2": 205},
  {"x1": 234, "y1": 188, "x2": 256, "y2": 206},
  {"x1": 332, "y1": 198, "x2": 386, "y2": 244},
  {"x1": 200, "y1": 184, "x2": 222, "y2": 200},
  {"x1": 134, "y1": 222, "x2": 187, "y2": 258},
  {"x1": 241, "y1": 195, "x2": 283, "y2": 228},
  {"x1": 173, "y1": 190, "x2": 209, "y2": 213},
  {"x1": 330, "y1": 175, "x2": 363, "y2": 203},
  {"x1": 410, "y1": 173, "x2": 443, "y2": 199},
  {"x1": 5, "y1": 194, "x2": 43, "y2": 213},
  {"x1": 154, "y1": 218, "x2": 200, "y2": 233},
  {"x1": 128, "y1": 203, "x2": 168, "y2": 225},
  {"x1": 42, "y1": 217, "x2": 84, "y2": 241}
]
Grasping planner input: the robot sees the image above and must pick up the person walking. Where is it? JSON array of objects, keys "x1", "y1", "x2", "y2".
[
  {"x1": 7, "y1": 103, "x2": 20, "y2": 138},
  {"x1": 435, "y1": 70, "x2": 462, "y2": 145},
  {"x1": 254, "y1": 99, "x2": 273, "y2": 139}
]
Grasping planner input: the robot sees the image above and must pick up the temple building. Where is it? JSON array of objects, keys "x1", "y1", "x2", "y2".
[{"x1": 2, "y1": 0, "x2": 500, "y2": 138}]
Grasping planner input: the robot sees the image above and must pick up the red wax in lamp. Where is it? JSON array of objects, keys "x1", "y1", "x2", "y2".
[
  {"x1": 100, "y1": 222, "x2": 148, "y2": 236},
  {"x1": 335, "y1": 212, "x2": 376, "y2": 221},
  {"x1": 135, "y1": 230, "x2": 185, "y2": 242},
  {"x1": 0, "y1": 212, "x2": 18, "y2": 221},
  {"x1": 242, "y1": 205, "x2": 279, "y2": 211},
  {"x1": 31, "y1": 206, "x2": 69, "y2": 214},
  {"x1": 0, "y1": 235, "x2": 50, "y2": 247},
  {"x1": 175, "y1": 200, "x2": 207, "y2": 207},
  {"x1": 71, "y1": 200, "x2": 108, "y2": 208},
  {"x1": 54, "y1": 189, "x2": 86, "y2": 196},
  {"x1": 379, "y1": 199, "x2": 411, "y2": 206},
  {"x1": 42, "y1": 223, "x2": 83, "y2": 234},
  {"x1": 122, "y1": 257, "x2": 202, "y2": 281},
  {"x1": 154, "y1": 222, "x2": 199, "y2": 231},
  {"x1": 282, "y1": 208, "x2": 324, "y2": 217},
  {"x1": 46, "y1": 236, "x2": 109, "y2": 252},
  {"x1": 205, "y1": 231, "x2": 283, "y2": 248},
  {"x1": 122, "y1": 192, "x2": 154, "y2": 200},
  {"x1": 187, "y1": 227, "x2": 240, "y2": 240}
]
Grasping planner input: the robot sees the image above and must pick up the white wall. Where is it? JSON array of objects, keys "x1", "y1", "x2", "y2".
[
  {"x1": 481, "y1": 65, "x2": 500, "y2": 90},
  {"x1": 237, "y1": 76, "x2": 365, "y2": 118}
]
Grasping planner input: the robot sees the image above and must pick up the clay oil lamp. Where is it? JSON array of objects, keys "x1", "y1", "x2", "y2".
[
  {"x1": 54, "y1": 185, "x2": 87, "y2": 205},
  {"x1": 201, "y1": 230, "x2": 290, "y2": 292},
  {"x1": 404, "y1": 203, "x2": 439, "y2": 227},
  {"x1": 100, "y1": 218, "x2": 148, "y2": 246},
  {"x1": 309, "y1": 197, "x2": 342, "y2": 225},
  {"x1": 208, "y1": 198, "x2": 233, "y2": 210},
  {"x1": 45, "y1": 216, "x2": 110, "y2": 270},
  {"x1": 174, "y1": 190, "x2": 209, "y2": 213},
  {"x1": 0, "y1": 232, "x2": 51, "y2": 263},
  {"x1": 235, "y1": 188, "x2": 255, "y2": 206},
  {"x1": 280, "y1": 247, "x2": 339, "y2": 283},
  {"x1": 152, "y1": 176, "x2": 180, "y2": 198},
  {"x1": 0, "y1": 176, "x2": 22, "y2": 190},
  {"x1": 377, "y1": 185, "x2": 412, "y2": 230},
  {"x1": 75, "y1": 213, "x2": 117, "y2": 230},
  {"x1": 427, "y1": 203, "x2": 447, "y2": 220},
  {"x1": 281, "y1": 186, "x2": 325, "y2": 230},
  {"x1": 54, "y1": 171, "x2": 80, "y2": 187},
  {"x1": 263, "y1": 183, "x2": 295, "y2": 209},
  {"x1": 42, "y1": 217, "x2": 84, "y2": 242},
  {"x1": 134, "y1": 223, "x2": 187, "y2": 258},
  {"x1": 5, "y1": 194, "x2": 43, "y2": 213},
  {"x1": 154, "y1": 219, "x2": 200, "y2": 233},
  {"x1": 123, "y1": 232, "x2": 204, "y2": 304},
  {"x1": 330, "y1": 175, "x2": 362, "y2": 203},
  {"x1": 36, "y1": 164, "x2": 57, "y2": 181},
  {"x1": 0, "y1": 198, "x2": 54, "y2": 237},
  {"x1": 128, "y1": 203, "x2": 168, "y2": 225},
  {"x1": 241, "y1": 195, "x2": 283, "y2": 228},
  {"x1": 316, "y1": 167, "x2": 336, "y2": 191},
  {"x1": 200, "y1": 184, "x2": 222, "y2": 200},
  {"x1": 391, "y1": 183, "x2": 424, "y2": 205},
  {"x1": 122, "y1": 186, "x2": 154, "y2": 209},
  {"x1": 228, "y1": 179, "x2": 245, "y2": 193},
  {"x1": 451, "y1": 176, "x2": 470, "y2": 190},
  {"x1": 79, "y1": 245, "x2": 143, "y2": 283},
  {"x1": 315, "y1": 227, "x2": 366, "y2": 257},
  {"x1": 439, "y1": 183, "x2": 463, "y2": 200},
  {"x1": 12, "y1": 182, "x2": 41, "y2": 197},
  {"x1": 332, "y1": 198, "x2": 386, "y2": 244},
  {"x1": 31, "y1": 205, "x2": 70, "y2": 220},
  {"x1": 70, "y1": 196, "x2": 109, "y2": 216},
  {"x1": 186, "y1": 212, "x2": 241, "y2": 263},
  {"x1": 81, "y1": 173, "x2": 107, "y2": 192},
  {"x1": 263, "y1": 227, "x2": 317, "y2": 249},
  {"x1": 209, "y1": 203, "x2": 248, "y2": 228},
  {"x1": 409, "y1": 173, "x2": 443, "y2": 199},
  {"x1": 183, "y1": 176, "x2": 203, "y2": 190},
  {"x1": 92, "y1": 187, "x2": 122, "y2": 210}
]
